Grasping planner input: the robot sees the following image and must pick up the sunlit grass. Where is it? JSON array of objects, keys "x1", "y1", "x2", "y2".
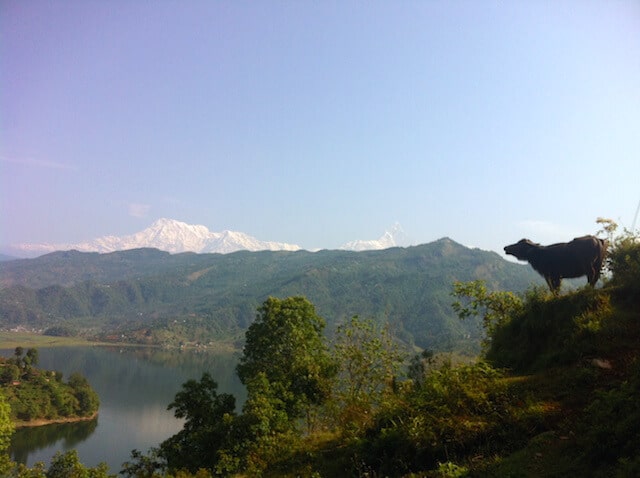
[{"x1": 0, "y1": 331, "x2": 99, "y2": 349}]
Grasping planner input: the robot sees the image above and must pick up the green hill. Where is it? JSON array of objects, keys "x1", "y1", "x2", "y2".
[{"x1": 0, "y1": 239, "x2": 543, "y2": 352}]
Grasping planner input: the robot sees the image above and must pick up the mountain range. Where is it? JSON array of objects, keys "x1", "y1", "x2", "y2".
[
  {"x1": 0, "y1": 238, "x2": 542, "y2": 352},
  {"x1": 4, "y1": 219, "x2": 412, "y2": 258}
]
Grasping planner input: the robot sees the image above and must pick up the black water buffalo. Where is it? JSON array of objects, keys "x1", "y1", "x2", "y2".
[{"x1": 504, "y1": 235, "x2": 607, "y2": 293}]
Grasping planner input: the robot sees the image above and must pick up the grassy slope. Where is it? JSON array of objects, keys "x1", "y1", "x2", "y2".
[
  {"x1": 478, "y1": 284, "x2": 640, "y2": 477},
  {"x1": 0, "y1": 332, "x2": 99, "y2": 349}
]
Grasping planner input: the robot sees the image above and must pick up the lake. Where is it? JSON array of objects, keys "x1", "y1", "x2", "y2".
[{"x1": 4, "y1": 346, "x2": 246, "y2": 474}]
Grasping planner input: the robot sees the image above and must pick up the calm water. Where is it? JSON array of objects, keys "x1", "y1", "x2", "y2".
[{"x1": 4, "y1": 346, "x2": 245, "y2": 474}]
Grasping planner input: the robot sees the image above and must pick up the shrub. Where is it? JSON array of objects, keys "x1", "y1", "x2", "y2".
[
  {"x1": 607, "y1": 229, "x2": 640, "y2": 294},
  {"x1": 363, "y1": 361, "x2": 512, "y2": 475},
  {"x1": 486, "y1": 287, "x2": 613, "y2": 373}
]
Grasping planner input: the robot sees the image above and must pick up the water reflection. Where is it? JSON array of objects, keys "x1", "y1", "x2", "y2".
[
  {"x1": 4, "y1": 346, "x2": 244, "y2": 471},
  {"x1": 10, "y1": 418, "x2": 98, "y2": 464}
]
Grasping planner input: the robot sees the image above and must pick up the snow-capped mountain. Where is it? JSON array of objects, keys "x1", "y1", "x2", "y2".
[
  {"x1": 9, "y1": 219, "x2": 413, "y2": 257},
  {"x1": 339, "y1": 223, "x2": 411, "y2": 251},
  {"x1": 12, "y1": 219, "x2": 302, "y2": 256}
]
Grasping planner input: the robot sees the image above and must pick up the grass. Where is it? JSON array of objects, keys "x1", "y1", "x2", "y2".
[
  {"x1": 0, "y1": 331, "x2": 100, "y2": 349},
  {"x1": 0, "y1": 331, "x2": 240, "y2": 354}
]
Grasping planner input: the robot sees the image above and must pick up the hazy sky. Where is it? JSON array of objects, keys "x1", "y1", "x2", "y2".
[{"x1": 2, "y1": 1, "x2": 639, "y2": 254}]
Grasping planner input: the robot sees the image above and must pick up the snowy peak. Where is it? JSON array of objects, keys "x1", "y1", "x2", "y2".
[
  {"x1": 12, "y1": 219, "x2": 302, "y2": 256},
  {"x1": 9, "y1": 219, "x2": 413, "y2": 257},
  {"x1": 340, "y1": 223, "x2": 412, "y2": 251},
  {"x1": 89, "y1": 218, "x2": 215, "y2": 253}
]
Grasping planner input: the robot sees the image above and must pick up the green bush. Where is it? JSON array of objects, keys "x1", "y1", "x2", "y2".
[
  {"x1": 362, "y1": 361, "x2": 513, "y2": 476},
  {"x1": 572, "y1": 360, "x2": 640, "y2": 476},
  {"x1": 486, "y1": 287, "x2": 613, "y2": 373},
  {"x1": 607, "y1": 230, "x2": 640, "y2": 295}
]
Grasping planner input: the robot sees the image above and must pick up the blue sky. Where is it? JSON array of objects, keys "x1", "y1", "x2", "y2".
[{"x1": 2, "y1": 1, "x2": 639, "y2": 254}]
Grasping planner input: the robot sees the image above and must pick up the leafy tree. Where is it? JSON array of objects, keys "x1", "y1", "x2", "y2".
[
  {"x1": 159, "y1": 373, "x2": 235, "y2": 474},
  {"x1": 234, "y1": 372, "x2": 298, "y2": 475},
  {"x1": 24, "y1": 348, "x2": 39, "y2": 371},
  {"x1": 44, "y1": 450, "x2": 112, "y2": 478},
  {"x1": 12, "y1": 347, "x2": 25, "y2": 371},
  {"x1": 237, "y1": 296, "x2": 337, "y2": 426},
  {"x1": 120, "y1": 448, "x2": 164, "y2": 478},
  {"x1": 68, "y1": 373, "x2": 100, "y2": 416},
  {"x1": 1, "y1": 364, "x2": 20, "y2": 385}
]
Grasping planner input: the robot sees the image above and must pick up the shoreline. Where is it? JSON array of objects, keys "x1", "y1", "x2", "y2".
[{"x1": 14, "y1": 411, "x2": 99, "y2": 429}]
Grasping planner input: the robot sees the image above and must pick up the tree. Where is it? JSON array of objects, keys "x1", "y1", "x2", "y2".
[
  {"x1": 24, "y1": 348, "x2": 39, "y2": 371},
  {"x1": 44, "y1": 450, "x2": 112, "y2": 478},
  {"x1": 68, "y1": 373, "x2": 100, "y2": 416},
  {"x1": 236, "y1": 296, "x2": 336, "y2": 425},
  {"x1": 159, "y1": 373, "x2": 235, "y2": 474},
  {"x1": 0, "y1": 364, "x2": 20, "y2": 385},
  {"x1": 120, "y1": 448, "x2": 164, "y2": 478},
  {"x1": 13, "y1": 347, "x2": 24, "y2": 368}
]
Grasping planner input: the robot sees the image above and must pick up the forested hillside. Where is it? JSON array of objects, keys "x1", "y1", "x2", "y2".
[
  {"x1": 0, "y1": 347, "x2": 99, "y2": 425},
  {"x1": 0, "y1": 239, "x2": 542, "y2": 351}
]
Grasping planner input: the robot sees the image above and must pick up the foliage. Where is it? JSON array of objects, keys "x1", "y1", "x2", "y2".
[
  {"x1": 45, "y1": 450, "x2": 112, "y2": 478},
  {"x1": 0, "y1": 348, "x2": 99, "y2": 422},
  {"x1": 67, "y1": 373, "x2": 100, "y2": 416},
  {"x1": 485, "y1": 286, "x2": 614, "y2": 372},
  {"x1": 0, "y1": 390, "x2": 14, "y2": 475},
  {"x1": 360, "y1": 361, "x2": 514, "y2": 476},
  {"x1": 6, "y1": 450, "x2": 113, "y2": 477},
  {"x1": 125, "y1": 297, "x2": 337, "y2": 477},
  {"x1": 237, "y1": 297, "x2": 336, "y2": 425},
  {"x1": 407, "y1": 348, "x2": 436, "y2": 388},
  {"x1": 605, "y1": 226, "x2": 640, "y2": 294},
  {"x1": 572, "y1": 360, "x2": 640, "y2": 476},
  {"x1": 451, "y1": 280, "x2": 523, "y2": 350},
  {"x1": 330, "y1": 316, "x2": 404, "y2": 436},
  {"x1": 120, "y1": 448, "x2": 164, "y2": 478},
  {"x1": 159, "y1": 373, "x2": 235, "y2": 474}
]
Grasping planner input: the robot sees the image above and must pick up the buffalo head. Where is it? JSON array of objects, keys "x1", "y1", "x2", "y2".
[{"x1": 504, "y1": 239, "x2": 538, "y2": 261}]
